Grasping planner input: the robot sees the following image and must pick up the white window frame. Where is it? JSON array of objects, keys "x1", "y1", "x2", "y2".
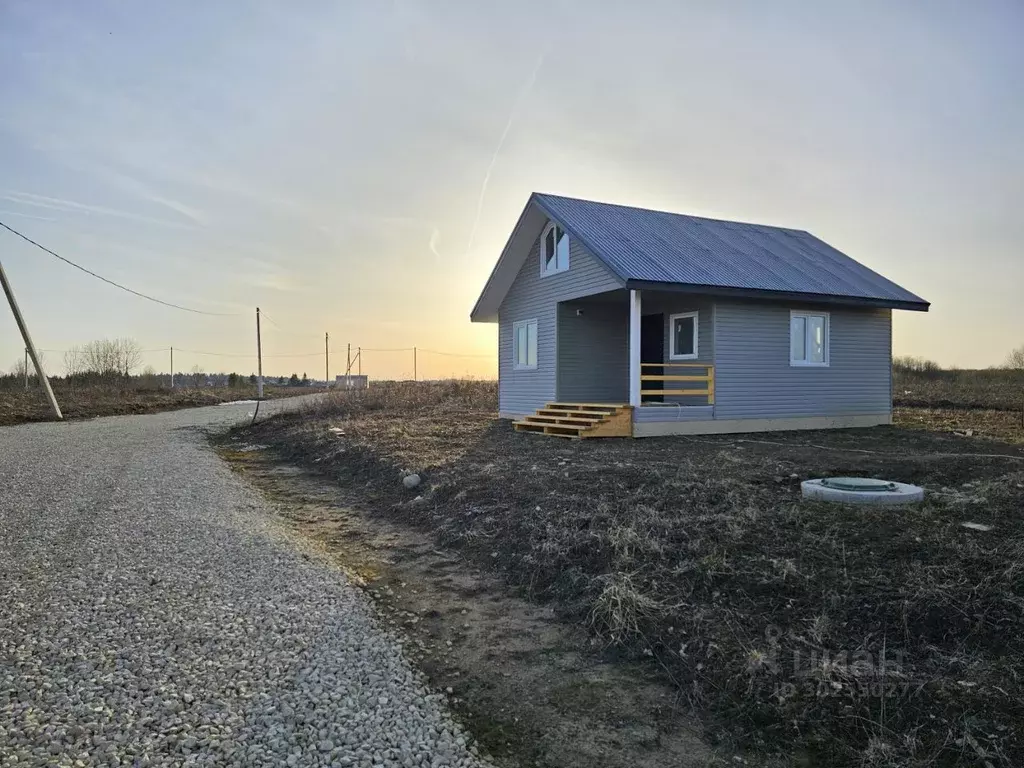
[
  {"x1": 790, "y1": 310, "x2": 830, "y2": 367},
  {"x1": 539, "y1": 221, "x2": 570, "y2": 276},
  {"x1": 668, "y1": 311, "x2": 699, "y2": 360},
  {"x1": 512, "y1": 319, "x2": 538, "y2": 370}
]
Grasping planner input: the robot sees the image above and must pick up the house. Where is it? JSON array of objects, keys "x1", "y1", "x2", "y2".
[{"x1": 470, "y1": 193, "x2": 929, "y2": 438}]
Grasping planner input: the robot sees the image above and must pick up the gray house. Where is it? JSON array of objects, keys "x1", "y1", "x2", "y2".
[{"x1": 470, "y1": 193, "x2": 929, "y2": 438}]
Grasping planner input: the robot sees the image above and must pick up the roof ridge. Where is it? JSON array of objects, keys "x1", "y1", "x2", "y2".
[{"x1": 532, "y1": 191, "x2": 810, "y2": 235}]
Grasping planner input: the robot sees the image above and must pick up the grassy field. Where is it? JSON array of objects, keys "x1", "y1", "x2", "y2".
[
  {"x1": 237, "y1": 379, "x2": 1023, "y2": 767},
  {"x1": 894, "y1": 368, "x2": 1024, "y2": 412},
  {"x1": 0, "y1": 384, "x2": 316, "y2": 426}
]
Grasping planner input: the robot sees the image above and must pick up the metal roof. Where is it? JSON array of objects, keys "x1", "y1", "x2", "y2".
[{"x1": 532, "y1": 193, "x2": 929, "y2": 310}]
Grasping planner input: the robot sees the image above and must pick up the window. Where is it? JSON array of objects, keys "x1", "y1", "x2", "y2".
[
  {"x1": 669, "y1": 311, "x2": 699, "y2": 359},
  {"x1": 790, "y1": 311, "x2": 829, "y2": 366},
  {"x1": 513, "y1": 319, "x2": 538, "y2": 370},
  {"x1": 540, "y1": 222, "x2": 569, "y2": 275}
]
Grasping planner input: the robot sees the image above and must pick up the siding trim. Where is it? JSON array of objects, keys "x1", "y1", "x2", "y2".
[{"x1": 633, "y1": 413, "x2": 891, "y2": 437}]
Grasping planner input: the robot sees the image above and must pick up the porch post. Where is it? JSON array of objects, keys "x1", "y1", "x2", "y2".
[{"x1": 628, "y1": 289, "x2": 641, "y2": 406}]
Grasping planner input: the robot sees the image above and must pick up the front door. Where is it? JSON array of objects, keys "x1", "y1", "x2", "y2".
[{"x1": 640, "y1": 313, "x2": 664, "y2": 403}]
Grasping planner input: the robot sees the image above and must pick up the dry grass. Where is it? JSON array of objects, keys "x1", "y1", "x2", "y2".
[
  {"x1": 0, "y1": 384, "x2": 314, "y2": 426},
  {"x1": 238, "y1": 381, "x2": 1024, "y2": 767},
  {"x1": 894, "y1": 368, "x2": 1024, "y2": 412}
]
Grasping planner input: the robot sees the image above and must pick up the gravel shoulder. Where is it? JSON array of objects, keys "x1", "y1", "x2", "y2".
[{"x1": 0, "y1": 400, "x2": 490, "y2": 767}]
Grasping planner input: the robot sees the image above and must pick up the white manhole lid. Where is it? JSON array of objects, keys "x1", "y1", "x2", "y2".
[{"x1": 802, "y1": 477, "x2": 924, "y2": 505}]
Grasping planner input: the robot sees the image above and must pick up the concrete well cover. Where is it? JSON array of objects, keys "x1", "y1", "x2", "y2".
[{"x1": 802, "y1": 477, "x2": 924, "y2": 505}]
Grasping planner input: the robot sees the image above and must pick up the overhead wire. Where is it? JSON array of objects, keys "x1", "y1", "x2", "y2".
[
  {"x1": 0, "y1": 220, "x2": 239, "y2": 316},
  {"x1": 1, "y1": 219, "x2": 495, "y2": 366},
  {"x1": 175, "y1": 347, "x2": 323, "y2": 359},
  {"x1": 418, "y1": 348, "x2": 493, "y2": 358}
]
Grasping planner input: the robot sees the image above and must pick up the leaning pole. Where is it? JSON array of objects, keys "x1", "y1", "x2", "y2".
[{"x1": 0, "y1": 259, "x2": 63, "y2": 420}]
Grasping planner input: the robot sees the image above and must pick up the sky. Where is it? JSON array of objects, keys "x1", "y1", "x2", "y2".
[{"x1": 0, "y1": 0, "x2": 1021, "y2": 379}]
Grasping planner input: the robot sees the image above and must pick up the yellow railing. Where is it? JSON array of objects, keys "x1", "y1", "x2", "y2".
[{"x1": 640, "y1": 362, "x2": 714, "y2": 405}]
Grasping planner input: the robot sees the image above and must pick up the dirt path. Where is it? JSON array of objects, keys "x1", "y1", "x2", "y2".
[{"x1": 217, "y1": 442, "x2": 726, "y2": 768}]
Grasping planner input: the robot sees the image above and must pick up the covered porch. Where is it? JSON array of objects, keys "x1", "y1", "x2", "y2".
[
  {"x1": 515, "y1": 288, "x2": 716, "y2": 438},
  {"x1": 560, "y1": 288, "x2": 714, "y2": 414}
]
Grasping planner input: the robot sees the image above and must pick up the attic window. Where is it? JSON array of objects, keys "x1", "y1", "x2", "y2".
[{"x1": 540, "y1": 222, "x2": 569, "y2": 276}]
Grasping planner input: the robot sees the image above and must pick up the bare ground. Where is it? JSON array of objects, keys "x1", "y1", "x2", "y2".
[
  {"x1": 218, "y1": 447, "x2": 726, "y2": 768},
  {"x1": 222, "y1": 381, "x2": 1024, "y2": 767}
]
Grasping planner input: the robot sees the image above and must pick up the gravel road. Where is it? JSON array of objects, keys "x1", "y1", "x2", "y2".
[{"x1": 0, "y1": 400, "x2": 490, "y2": 768}]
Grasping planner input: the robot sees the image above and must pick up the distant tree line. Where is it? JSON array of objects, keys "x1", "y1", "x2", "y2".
[
  {"x1": 1, "y1": 339, "x2": 319, "y2": 392},
  {"x1": 893, "y1": 343, "x2": 1024, "y2": 375}
]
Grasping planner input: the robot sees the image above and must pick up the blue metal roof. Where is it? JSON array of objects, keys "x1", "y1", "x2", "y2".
[{"x1": 533, "y1": 193, "x2": 928, "y2": 310}]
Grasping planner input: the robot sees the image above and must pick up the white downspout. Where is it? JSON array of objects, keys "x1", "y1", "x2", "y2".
[{"x1": 628, "y1": 289, "x2": 641, "y2": 407}]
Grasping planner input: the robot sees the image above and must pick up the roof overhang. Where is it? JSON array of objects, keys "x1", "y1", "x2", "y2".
[{"x1": 625, "y1": 280, "x2": 930, "y2": 312}]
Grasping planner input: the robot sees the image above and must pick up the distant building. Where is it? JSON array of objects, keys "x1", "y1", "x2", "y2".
[{"x1": 334, "y1": 374, "x2": 368, "y2": 390}]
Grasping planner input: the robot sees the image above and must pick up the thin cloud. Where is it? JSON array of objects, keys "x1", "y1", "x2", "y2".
[
  {"x1": 2, "y1": 191, "x2": 199, "y2": 232},
  {"x1": 429, "y1": 227, "x2": 442, "y2": 258},
  {"x1": 464, "y1": 49, "x2": 547, "y2": 259},
  {"x1": 244, "y1": 271, "x2": 308, "y2": 293},
  {"x1": 0, "y1": 209, "x2": 58, "y2": 222},
  {"x1": 89, "y1": 167, "x2": 209, "y2": 226}
]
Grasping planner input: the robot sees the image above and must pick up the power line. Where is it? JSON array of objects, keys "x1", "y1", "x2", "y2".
[
  {"x1": 258, "y1": 310, "x2": 292, "y2": 333},
  {"x1": 0, "y1": 220, "x2": 239, "y2": 317},
  {"x1": 175, "y1": 347, "x2": 322, "y2": 359},
  {"x1": 39, "y1": 347, "x2": 170, "y2": 354},
  {"x1": 418, "y1": 348, "x2": 493, "y2": 358}
]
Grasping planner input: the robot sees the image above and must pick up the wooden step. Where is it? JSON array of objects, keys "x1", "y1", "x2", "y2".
[
  {"x1": 513, "y1": 421, "x2": 545, "y2": 434},
  {"x1": 513, "y1": 421, "x2": 583, "y2": 438},
  {"x1": 544, "y1": 424, "x2": 584, "y2": 438},
  {"x1": 546, "y1": 402, "x2": 622, "y2": 413},
  {"x1": 535, "y1": 409, "x2": 607, "y2": 422},
  {"x1": 522, "y1": 415, "x2": 599, "y2": 428},
  {"x1": 514, "y1": 403, "x2": 631, "y2": 439}
]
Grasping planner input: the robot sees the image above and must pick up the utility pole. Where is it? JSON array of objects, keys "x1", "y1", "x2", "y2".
[
  {"x1": 413, "y1": 347, "x2": 417, "y2": 382},
  {"x1": 170, "y1": 347, "x2": 174, "y2": 389},
  {"x1": 0, "y1": 260, "x2": 62, "y2": 419},
  {"x1": 24, "y1": 348, "x2": 28, "y2": 390},
  {"x1": 325, "y1": 332, "x2": 329, "y2": 386},
  {"x1": 256, "y1": 307, "x2": 264, "y2": 398},
  {"x1": 346, "y1": 343, "x2": 351, "y2": 388},
  {"x1": 357, "y1": 347, "x2": 361, "y2": 376}
]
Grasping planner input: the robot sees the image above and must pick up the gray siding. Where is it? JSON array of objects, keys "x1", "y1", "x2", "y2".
[
  {"x1": 640, "y1": 295, "x2": 714, "y2": 406},
  {"x1": 634, "y1": 405, "x2": 714, "y2": 422},
  {"x1": 498, "y1": 230, "x2": 622, "y2": 416},
  {"x1": 557, "y1": 300, "x2": 629, "y2": 403},
  {"x1": 714, "y1": 301, "x2": 892, "y2": 419}
]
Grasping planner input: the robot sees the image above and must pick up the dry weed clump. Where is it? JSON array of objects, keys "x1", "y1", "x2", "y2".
[
  {"x1": 301, "y1": 379, "x2": 497, "y2": 421},
  {"x1": 240, "y1": 382, "x2": 1024, "y2": 767}
]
